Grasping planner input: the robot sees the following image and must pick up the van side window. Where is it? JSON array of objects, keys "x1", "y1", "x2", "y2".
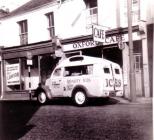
[
  {"x1": 64, "y1": 65, "x2": 93, "y2": 76},
  {"x1": 104, "y1": 67, "x2": 110, "y2": 74},
  {"x1": 53, "y1": 68, "x2": 61, "y2": 76},
  {"x1": 115, "y1": 68, "x2": 120, "y2": 74}
]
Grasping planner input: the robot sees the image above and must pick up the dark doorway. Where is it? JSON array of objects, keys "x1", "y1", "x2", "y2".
[
  {"x1": 40, "y1": 55, "x2": 60, "y2": 84},
  {"x1": 103, "y1": 47, "x2": 123, "y2": 67},
  {"x1": 82, "y1": 47, "x2": 102, "y2": 58}
]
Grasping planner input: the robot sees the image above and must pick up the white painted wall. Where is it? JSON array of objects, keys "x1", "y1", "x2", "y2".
[
  {"x1": 97, "y1": 0, "x2": 140, "y2": 29},
  {"x1": 98, "y1": 0, "x2": 117, "y2": 29},
  {"x1": 0, "y1": 0, "x2": 148, "y2": 48},
  {"x1": 0, "y1": 0, "x2": 87, "y2": 48},
  {"x1": 55, "y1": 0, "x2": 87, "y2": 38},
  {"x1": 146, "y1": 0, "x2": 154, "y2": 24}
]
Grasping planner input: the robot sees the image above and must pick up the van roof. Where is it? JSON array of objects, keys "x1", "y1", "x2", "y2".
[{"x1": 56, "y1": 55, "x2": 120, "y2": 68}]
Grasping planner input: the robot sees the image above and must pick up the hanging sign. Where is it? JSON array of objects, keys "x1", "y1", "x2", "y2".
[
  {"x1": 27, "y1": 59, "x2": 33, "y2": 65},
  {"x1": 92, "y1": 24, "x2": 106, "y2": 43},
  {"x1": 6, "y1": 63, "x2": 20, "y2": 85}
]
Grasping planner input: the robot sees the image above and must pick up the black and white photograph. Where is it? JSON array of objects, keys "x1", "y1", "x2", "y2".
[{"x1": 0, "y1": 0, "x2": 153, "y2": 139}]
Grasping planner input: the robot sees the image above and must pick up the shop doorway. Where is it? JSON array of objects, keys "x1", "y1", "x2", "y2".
[
  {"x1": 40, "y1": 55, "x2": 60, "y2": 85},
  {"x1": 103, "y1": 47, "x2": 123, "y2": 67},
  {"x1": 82, "y1": 47, "x2": 102, "y2": 58},
  {"x1": 133, "y1": 41, "x2": 143, "y2": 96},
  {"x1": 134, "y1": 53, "x2": 143, "y2": 96}
]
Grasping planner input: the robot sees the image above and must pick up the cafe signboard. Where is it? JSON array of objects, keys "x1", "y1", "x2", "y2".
[
  {"x1": 62, "y1": 32, "x2": 140, "y2": 52},
  {"x1": 62, "y1": 40, "x2": 99, "y2": 52}
]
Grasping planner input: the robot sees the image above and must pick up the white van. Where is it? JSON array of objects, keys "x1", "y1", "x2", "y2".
[{"x1": 34, "y1": 55, "x2": 123, "y2": 106}]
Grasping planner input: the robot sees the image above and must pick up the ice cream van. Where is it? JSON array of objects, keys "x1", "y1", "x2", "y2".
[{"x1": 34, "y1": 55, "x2": 123, "y2": 106}]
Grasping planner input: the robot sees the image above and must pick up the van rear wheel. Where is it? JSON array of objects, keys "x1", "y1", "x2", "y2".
[
  {"x1": 73, "y1": 90, "x2": 87, "y2": 106},
  {"x1": 37, "y1": 91, "x2": 47, "y2": 104}
]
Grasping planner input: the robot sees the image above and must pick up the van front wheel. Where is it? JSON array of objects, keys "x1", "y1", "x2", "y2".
[
  {"x1": 37, "y1": 91, "x2": 47, "y2": 104},
  {"x1": 73, "y1": 90, "x2": 87, "y2": 106}
]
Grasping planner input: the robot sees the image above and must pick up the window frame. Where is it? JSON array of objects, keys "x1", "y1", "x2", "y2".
[
  {"x1": 46, "y1": 12, "x2": 55, "y2": 38},
  {"x1": 18, "y1": 20, "x2": 28, "y2": 45}
]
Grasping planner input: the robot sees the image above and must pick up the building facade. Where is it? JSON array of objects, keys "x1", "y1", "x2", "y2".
[{"x1": 0, "y1": 0, "x2": 153, "y2": 100}]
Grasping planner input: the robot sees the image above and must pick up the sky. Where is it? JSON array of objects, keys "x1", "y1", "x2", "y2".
[{"x1": 0, "y1": 0, "x2": 31, "y2": 11}]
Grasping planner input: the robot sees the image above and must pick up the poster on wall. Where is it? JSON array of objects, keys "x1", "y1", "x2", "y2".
[{"x1": 6, "y1": 63, "x2": 20, "y2": 86}]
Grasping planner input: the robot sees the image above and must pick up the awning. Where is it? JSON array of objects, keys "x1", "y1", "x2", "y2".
[{"x1": 2, "y1": 40, "x2": 55, "y2": 59}]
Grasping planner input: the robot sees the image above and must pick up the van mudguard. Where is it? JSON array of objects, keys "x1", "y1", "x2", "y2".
[
  {"x1": 72, "y1": 85, "x2": 90, "y2": 97},
  {"x1": 34, "y1": 85, "x2": 52, "y2": 99}
]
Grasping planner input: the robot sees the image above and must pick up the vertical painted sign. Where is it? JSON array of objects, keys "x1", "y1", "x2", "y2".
[
  {"x1": 92, "y1": 24, "x2": 106, "y2": 43},
  {"x1": 6, "y1": 63, "x2": 20, "y2": 85}
]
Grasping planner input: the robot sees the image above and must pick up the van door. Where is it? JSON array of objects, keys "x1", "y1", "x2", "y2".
[
  {"x1": 50, "y1": 68, "x2": 64, "y2": 97},
  {"x1": 111, "y1": 64, "x2": 123, "y2": 91}
]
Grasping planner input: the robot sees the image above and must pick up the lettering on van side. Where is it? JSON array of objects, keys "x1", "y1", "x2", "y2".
[
  {"x1": 67, "y1": 84, "x2": 73, "y2": 91},
  {"x1": 105, "y1": 79, "x2": 121, "y2": 87},
  {"x1": 105, "y1": 79, "x2": 114, "y2": 87},
  {"x1": 66, "y1": 78, "x2": 91, "y2": 91},
  {"x1": 67, "y1": 78, "x2": 91, "y2": 84},
  {"x1": 67, "y1": 79, "x2": 81, "y2": 84},
  {"x1": 115, "y1": 79, "x2": 121, "y2": 87},
  {"x1": 52, "y1": 81, "x2": 60, "y2": 88}
]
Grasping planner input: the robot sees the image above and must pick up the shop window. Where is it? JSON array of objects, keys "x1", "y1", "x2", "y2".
[
  {"x1": 5, "y1": 59, "x2": 20, "y2": 91},
  {"x1": 18, "y1": 20, "x2": 28, "y2": 45},
  {"x1": 5, "y1": 56, "x2": 40, "y2": 92},
  {"x1": 46, "y1": 12, "x2": 55, "y2": 38}
]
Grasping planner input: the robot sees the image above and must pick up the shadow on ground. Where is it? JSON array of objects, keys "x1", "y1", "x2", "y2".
[
  {"x1": 0, "y1": 97, "x2": 119, "y2": 140},
  {"x1": 0, "y1": 101, "x2": 40, "y2": 140},
  {"x1": 44, "y1": 97, "x2": 119, "y2": 106}
]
